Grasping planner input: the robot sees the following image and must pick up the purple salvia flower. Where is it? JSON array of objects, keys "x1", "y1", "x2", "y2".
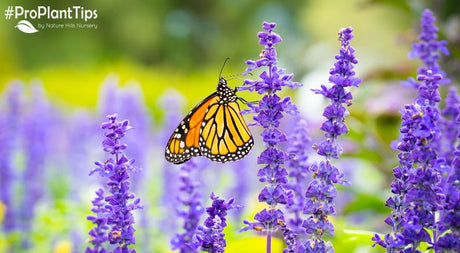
[
  {"x1": 196, "y1": 193, "x2": 239, "y2": 253},
  {"x1": 409, "y1": 10, "x2": 453, "y2": 250},
  {"x1": 90, "y1": 114, "x2": 141, "y2": 252},
  {"x1": 97, "y1": 80, "x2": 151, "y2": 251},
  {"x1": 0, "y1": 82, "x2": 23, "y2": 233},
  {"x1": 171, "y1": 159, "x2": 204, "y2": 253},
  {"x1": 409, "y1": 9, "x2": 451, "y2": 194},
  {"x1": 240, "y1": 21, "x2": 302, "y2": 253},
  {"x1": 406, "y1": 9, "x2": 450, "y2": 87},
  {"x1": 304, "y1": 27, "x2": 360, "y2": 251},
  {"x1": 411, "y1": 72, "x2": 446, "y2": 247},
  {"x1": 434, "y1": 233, "x2": 460, "y2": 252},
  {"x1": 86, "y1": 188, "x2": 109, "y2": 253},
  {"x1": 241, "y1": 211, "x2": 295, "y2": 252},
  {"x1": 285, "y1": 119, "x2": 311, "y2": 234},
  {"x1": 98, "y1": 78, "x2": 151, "y2": 182},
  {"x1": 374, "y1": 71, "x2": 446, "y2": 251},
  {"x1": 372, "y1": 104, "x2": 423, "y2": 250},
  {"x1": 374, "y1": 10, "x2": 450, "y2": 252}
]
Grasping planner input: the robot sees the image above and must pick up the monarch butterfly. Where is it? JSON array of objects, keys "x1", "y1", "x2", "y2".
[{"x1": 165, "y1": 77, "x2": 254, "y2": 164}]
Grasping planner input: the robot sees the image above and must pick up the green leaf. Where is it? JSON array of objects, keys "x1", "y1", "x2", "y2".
[{"x1": 343, "y1": 193, "x2": 389, "y2": 214}]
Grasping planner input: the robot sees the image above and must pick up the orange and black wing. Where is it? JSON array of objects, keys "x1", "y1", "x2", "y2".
[
  {"x1": 198, "y1": 99, "x2": 253, "y2": 162},
  {"x1": 165, "y1": 93, "x2": 220, "y2": 164}
]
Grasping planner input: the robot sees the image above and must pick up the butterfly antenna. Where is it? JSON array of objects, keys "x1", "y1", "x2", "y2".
[
  {"x1": 237, "y1": 96, "x2": 248, "y2": 104},
  {"x1": 219, "y1": 57, "x2": 230, "y2": 79},
  {"x1": 237, "y1": 96, "x2": 259, "y2": 105},
  {"x1": 225, "y1": 74, "x2": 244, "y2": 81},
  {"x1": 225, "y1": 72, "x2": 253, "y2": 87}
]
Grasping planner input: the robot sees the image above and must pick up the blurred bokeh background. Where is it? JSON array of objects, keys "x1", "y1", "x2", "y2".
[{"x1": 0, "y1": 0, "x2": 459, "y2": 252}]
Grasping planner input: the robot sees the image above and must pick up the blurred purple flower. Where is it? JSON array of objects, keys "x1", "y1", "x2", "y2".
[
  {"x1": 434, "y1": 111, "x2": 460, "y2": 251},
  {"x1": 158, "y1": 90, "x2": 185, "y2": 236},
  {"x1": 303, "y1": 27, "x2": 359, "y2": 250},
  {"x1": 86, "y1": 188, "x2": 109, "y2": 253},
  {"x1": 64, "y1": 111, "x2": 100, "y2": 251},
  {"x1": 440, "y1": 87, "x2": 459, "y2": 166},
  {"x1": 278, "y1": 218, "x2": 297, "y2": 253},
  {"x1": 117, "y1": 83, "x2": 152, "y2": 188},
  {"x1": 171, "y1": 159, "x2": 204, "y2": 253},
  {"x1": 240, "y1": 21, "x2": 302, "y2": 252},
  {"x1": 68, "y1": 110, "x2": 99, "y2": 198},
  {"x1": 228, "y1": 155, "x2": 254, "y2": 221},
  {"x1": 297, "y1": 239, "x2": 334, "y2": 253},
  {"x1": 97, "y1": 76, "x2": 119, "y2": 118},
  {"x1": 116, "y1": 83, "x2": 153, "y2": 250},
  {"x1": 20, "y1": 83, "x2": 51, "y2": 247},
  {"x1": 89, "y1": 114, "x2": 141, "y2": 252},
  {"x1": 0, "y1": 82, "x2": 23, "y2": 233},
  {"x1": 196, "y1": 193, "x2": 239, "y2": 253}
]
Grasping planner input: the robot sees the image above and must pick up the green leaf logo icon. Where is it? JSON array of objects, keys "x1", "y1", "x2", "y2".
[{"x1": 15, "y1": 20, "x2": 39, "y2": 33}]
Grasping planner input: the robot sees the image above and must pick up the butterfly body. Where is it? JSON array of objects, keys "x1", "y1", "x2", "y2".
[{"x1": 165, "y1": 78, "x2": 253, "y2": 164}]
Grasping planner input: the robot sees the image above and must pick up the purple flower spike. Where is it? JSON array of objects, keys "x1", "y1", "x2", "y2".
[
  {"x1": 0, "y1": 82, "x2": 23, "y2": 233},
  {"x1": 405, "y1": 9, "x2": 450, "y2": 87},
  {"x1": 376, "y1": 10, "x2": 449, "y2": 252},
  {"x1": 88, "y1": 114, "x2": 141, "y2": 253},
  {"x1": 20, "y1": 84, "x2": 51, "y2": 247},
  {"x1": 171, "y1": 160, "x2": 204, "y2": 253},
  {"x1": 158, "y1": 90, "x2": 186, "y2": 237},
  {"x1": 285, "y1": 120, "x2": 311, "y2": 234},
  {"x1": 302, "y1": 27, "x2": 360, "y2": 251},
  {"x1": 196, "y1": 193, "x2": 240, "y2": 253},
  {"x1": 378, "y1": 82, "x2": 445, "y2": 251},
  {"x1": 440, "y1": 87, "x2": 459, "y2": 166},
  {"x1": 241, "y1": 21, "x2": 302, "y2": 253}
]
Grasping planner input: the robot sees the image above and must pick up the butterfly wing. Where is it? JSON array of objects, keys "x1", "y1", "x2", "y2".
[
  {"x1": 199, "y1": 99, "x2": 254, "y2": 162},
  {"x1": 165, "y1": 93, "x2": 219, "y2": 164}
]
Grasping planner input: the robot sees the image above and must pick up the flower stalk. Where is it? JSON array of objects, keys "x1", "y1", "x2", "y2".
[
  {"x1": 240, "y1": 21, "x2": 301, "y2": 253},
  {"x1": 88, "y1": 114, "x2": 141, "y2": 253},
  {"x1": 373, "y1": 9, "x2": 449, "y2": 252},
  {"x1": 301, "y1": 27, "x2": 360, "y2": 252}
]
